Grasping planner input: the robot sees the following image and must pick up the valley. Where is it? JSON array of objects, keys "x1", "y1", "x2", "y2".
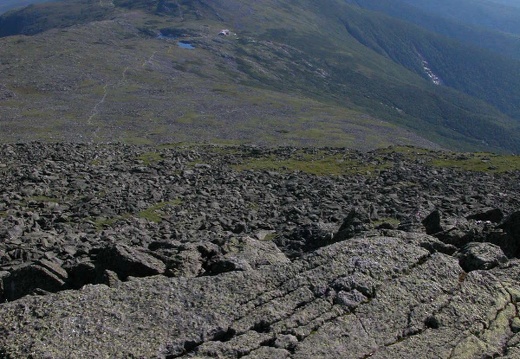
[{"x1": 0, "y1": 0, "x2": 519, "y2": 152}]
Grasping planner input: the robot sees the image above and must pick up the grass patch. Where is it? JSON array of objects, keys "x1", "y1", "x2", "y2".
[
  {"x1": 233, "y1": 152, "x2": 388, "y2": 176},
  {"x1": 137, "y1": 151, "x2": 163, "y2": 165},
  {"x1": 262, "y1": 232, "x2": 277, "y2": 241},
  {"x1": 431, "y1": 153, "x2": 520, "y2": 173},
  {"x1": 91, "y1": 199, "x2": 182, "y2": 229},
  {"x1": 21, "y1": 109, "x2": 48, "y2": 118},
  {"x1": 156, "y1": 142, "x2": 185, "y2": 149},
  {"x1": 176, "y1": 112, "x2": 199, "y2": 125},
  {"x1": 138, "y1": 199, "x2": 183, "y2": 223},
  {"x1": 123, "y1": 137, "x2": 154, "y2": 145},
  {"x1": 94, "y1": 215, "x2": 130, "y2": 230}
]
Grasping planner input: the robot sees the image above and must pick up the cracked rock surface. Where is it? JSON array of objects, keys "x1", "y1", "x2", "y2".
[
  {"x1": 1, "y1": 233, "x2": 520, "y2": 358},
  {"x1": 1, "y1": 143, "x2": 520, "y2": 358}
]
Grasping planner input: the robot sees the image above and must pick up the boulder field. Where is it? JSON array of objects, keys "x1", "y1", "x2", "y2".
[{"x1": 1, "y1": 143, "x2": 520, "y2": 358}]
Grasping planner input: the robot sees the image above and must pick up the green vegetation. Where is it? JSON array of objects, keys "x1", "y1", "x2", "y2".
[
  {"x1": 341, "y1": 5, "x2": 520, "y2": 122},
  {"x1": 0, "y1": 0, "x2": 52, "y2": 15},
  {"x1": 374, "y1": 146, "x2": 520, "y2": 173},
  {"x1": 137, "y1": 151, "x2": 163, "y2": 165},
  {"x1": 398, "y1": 0, "x2": 520, "y2": 35},
  {"x1": 0, "y1": 0, "x2": 114, "y2": 37},
  {"x1": 431, "y1": 153, "x2": 520, "y2": 173},
  {"x1": 348, "y1": 0, "x2": 520, "y2": 61},
  {"x1": 91, "y1": 199, "x2": 182, "y2": 229},
  {"x1": 138, "y1": 200, "x2": 182, "y2": 223},
  {"x1": 233, "y1": 151, "x2": 388, "y2": 176},
  {"x1": 262, "y1": 232, "x2": 277, "y2": 241},
  {"x1": 93, "y1": 215, "x2": 131, "y2": 230}
]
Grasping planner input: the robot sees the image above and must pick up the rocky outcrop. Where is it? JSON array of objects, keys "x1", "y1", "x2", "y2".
[
  {"x1": 0, "y1": 143, "x2": 520, "y2": 357},
  {"x1": 0, "y1": 232, "x2": 519, "y2": 358}
]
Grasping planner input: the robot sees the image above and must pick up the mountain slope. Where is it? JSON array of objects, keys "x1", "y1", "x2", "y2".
[
  {"x1": 0, "y1": 0, "x2": 114, "y2": 37},
  {"x1": 341, "y1": 5, "x2": 520, "y2": 120},
  {"x1": 0, "y1": 0, "x2": 519, "y2": 152},
  {"x1": 345, "y1": 0, "x2": 520, "y2": 61},
  {"x1": 0, "y1": 0, "x2": 52, "y2": 15},
  {"x1": 398, "y1": 0, "x2": 520, "y2": 35}
]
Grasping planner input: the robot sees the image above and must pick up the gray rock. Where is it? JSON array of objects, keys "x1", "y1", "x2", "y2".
[
  {"x1": 459, "y1": 242, "x2": 508, "y2": 271},
  {"x1": 101, "y1": 269, "x2": 122, "y2": 287},
  {"x1": 220, "y1": 236, "x2": 290, "y2": 269},
  {"x1": 422, "y1": 210, "x2": 443, "y2": 235},
  {"x1": 1, "y1": 144, "x2": 520, "y2": 357},
  {"x1": 95, "y1": 243, "x2": 166, "y2": 280},
  {"x1": 0, "y1": 233, "x2": 517, "y2": 358},
  {"x1": 467, "y1": 208, "x2": 504, "y2": 223},
  {"x1": 333, "y1": 208, "x2": 372, "y2": 241},
  {"x1": 274, "y1": 334, "x2": 298, "y2": 351},
  {"x1": 275, "y1": 222, "x2": 337, "y2": 257},
  {"x1": 3, "y1": 260, "x2": 68, "y2": 301}
]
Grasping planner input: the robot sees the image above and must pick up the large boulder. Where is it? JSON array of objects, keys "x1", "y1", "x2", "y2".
[
  {"x1": 333, "y1": 208, "x2": 372, "y2": 241},
  {"x1": 274, "y1": 222, "x2": 337, "y2": 258},
  {"x1": 95, "y1": 243, "x2": 166, "y2": 280},
  {"x1": 459, "y1": 242, "x2": 508, "y2": 271},
  {"x1": 467, "y1": 208, "x2": 504, "y2": 223},
  {"x1": 207, "y1": 236, "x2": 290, "y2": 275},
  {"x1": 2, "y1": 259, "x2": 68, "y2": 301}
]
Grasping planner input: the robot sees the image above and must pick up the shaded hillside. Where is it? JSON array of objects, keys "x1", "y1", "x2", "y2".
[
  {"x1": 0, "y1": 0, "x2": 51, "y2": 15},
  {"x1": 345, "y1": 0, "x2": 520, "y2": 61},
  {"x1": 0, "y1": 0, "x2": 114, "y2": 37},
  {"x1": 341, "y1": 6, "x2": 520, "y2": 120},
  {"x1": 398, "y1": 0, "x2": 520, "y2": 35}
]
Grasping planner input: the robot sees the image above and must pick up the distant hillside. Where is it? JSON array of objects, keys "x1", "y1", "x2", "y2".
[
  {"x1": 398, "y1": 0, "x2": 520, "y2": 35},
  {"x1": 0, "y1": 0, "x2": 113, "y2": 37},
  {"x1": 345, "y1": 0, "x2": 520, "y2": 60},
  {"x1": 341, "y1": 5, "x2": 520, "y2": 120},
  {"x1": 0, "y1": 0, "x2": 519, "y2": 153},
  {"x1": 0, "y1": 0, "x2": 52, "y2": 14}
]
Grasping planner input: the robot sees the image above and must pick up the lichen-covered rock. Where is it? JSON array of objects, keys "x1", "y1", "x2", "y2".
[
  {"x1": 95, "y1": 243, "x2": 166, "y2": 280},
  {"x1": 0, "y1": 233, "x2": 519, "y2": 358},
  {"x1": 2, "y1": 260, "x2": 68, "y2": 301},
  {"x1": 459, "y1": 242, "x2": 508, "y2": 271}
]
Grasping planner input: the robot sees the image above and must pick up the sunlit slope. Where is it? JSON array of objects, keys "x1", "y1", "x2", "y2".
[{"x1": 0, "y1": 0, "x2": 519, "y2": 152}]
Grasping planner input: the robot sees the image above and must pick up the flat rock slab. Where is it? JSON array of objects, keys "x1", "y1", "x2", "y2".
[{"x1": 0, "y1": 232, "x2": 518, "y2": 358}]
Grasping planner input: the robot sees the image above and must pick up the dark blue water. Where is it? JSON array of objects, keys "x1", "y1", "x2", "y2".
[
  {"x1": 156, "y1": 32, "x2": 195, "y2": 49},
  {"x1": 177, "y1": 41, "x2": 195, "y2": 49}
]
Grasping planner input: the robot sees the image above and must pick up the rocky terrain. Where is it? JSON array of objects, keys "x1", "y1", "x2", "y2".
[{"x1": 1, "y1": 142, "x2": 520, "y2": 358}]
